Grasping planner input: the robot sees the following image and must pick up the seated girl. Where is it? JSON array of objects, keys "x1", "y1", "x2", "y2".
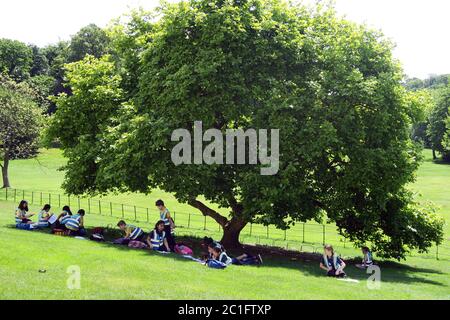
[
  {"x1": 53, "y1": 206, "x2": 73, "y2": 229},
  {"x1": 37, "y1": 204, "x2": 53, "y2": 228},
  {"x1": 319, "y1": 244, "x2": 346, "y2": 278},
  {"x1": 15, "y1": 200, "x2": 34, "y2": 225},
  {"x1": 146, "y1": 220, "x2": 171, "y2": 252},
  {"x1": 65, "y1": 209, "x2": 87, "y2": 236},
  {"x1": 205, "y1": 246, "x2": 232, "y2": 269},
  {"x1": 202, "y1": 238, "x2": 262, "y2": 266},
  {"x1": 117, "y1": 220, "x2": 147, "y2": 244},
  {"x1": 356, "y1": 246, "x2": 374, "y2": 269}
]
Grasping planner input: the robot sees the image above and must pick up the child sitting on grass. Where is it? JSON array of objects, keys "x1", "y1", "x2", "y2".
[
  {"x1": 205, "y1": 246, "x2": 232, "y2": 269},
  {"x1": 117, "y1": 220, "x2": 147, "y2": 244},
  {"x1": 319, "y1": 244, "x2": 346, "y2": 278},
  {"x1": 356, "y1": 246, "x2": 374, "y2": 269},
  {"x1": 65, "y1": 209, "x2": 87, "y2": 236},
  {"x1": 202, "y1": 237, "x2": 262, "y2": 265},
  {"x1": 37, "y1": 204, "x2": 53, "y2": 228},
  {"x1": 146, "y1": 220, "x2": 171, "y2": 252},
  {"x1": 15, "y1": 200, "x2": 34, "y2": 224}
]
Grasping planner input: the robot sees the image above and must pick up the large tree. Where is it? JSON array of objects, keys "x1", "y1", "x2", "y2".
[
  {"x1": 49, "y1": 0, "x2": 443, "y2": 259},
  {"x1": 0, "y1": 76, "x2": 45, "y2": 188},
  {"x1": 0, "y1": 38, "x2": 33, "y2": 81}
]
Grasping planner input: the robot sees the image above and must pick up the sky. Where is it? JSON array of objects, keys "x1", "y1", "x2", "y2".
[{"x1": 0, "y1": 0, "x2": 448, "y2": 78}]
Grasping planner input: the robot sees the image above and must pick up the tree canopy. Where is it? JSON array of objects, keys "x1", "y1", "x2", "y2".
[
  {"x1": 0, "y1": 75, "x2": 45, "y2": 188},
  {"x1": 48, "y1": 0, "x2": 444, "y2": 259}
]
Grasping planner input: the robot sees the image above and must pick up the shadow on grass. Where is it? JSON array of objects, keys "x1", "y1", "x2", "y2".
[{"x1": 5, "y1": 224, "x2": 447, "y2": 287}]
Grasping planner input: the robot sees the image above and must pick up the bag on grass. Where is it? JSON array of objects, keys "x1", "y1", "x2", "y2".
[
  {"x1": 207, "y1": 259, "x2": 227, "y2": 269},
  {"x1": 128, "y1": 240, "x2": 148, "y2": 249},
  {"x1": 90, "y1": 233, "x2": 105, "y2": 242},
  {"x1": 174, "y1": 244, "x2": 193, "y2": 255},
  {"x1": 113, "y1": 238, "x2": 129, "y2": 245}
]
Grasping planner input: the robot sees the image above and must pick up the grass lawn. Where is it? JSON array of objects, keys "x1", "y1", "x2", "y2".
[{"x1": 0, "y1": 148, "x2": 449, "y2": 299}]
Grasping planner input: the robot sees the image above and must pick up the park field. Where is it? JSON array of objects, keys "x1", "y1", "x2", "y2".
[{"x1": 0, "y1": 148, "x2": 449, "y2": 299}]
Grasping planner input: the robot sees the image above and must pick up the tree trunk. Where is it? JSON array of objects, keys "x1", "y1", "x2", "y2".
[
  {"x1": 220, "y1": 217, "x2": 247, "y2": 249},
  {"x1": 1, "y1": 156, "x2": 10, "y2": 189},
  {"x1": 188, "y1": 198, "x2": 247, "y2": 248},
  {"x1": 432, "y1": 148, "x2": 437, "y2": 160}
]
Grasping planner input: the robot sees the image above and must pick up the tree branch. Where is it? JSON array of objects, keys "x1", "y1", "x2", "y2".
[{"x1": 188, "y1": 199, "x2": 229, "y2": 227}]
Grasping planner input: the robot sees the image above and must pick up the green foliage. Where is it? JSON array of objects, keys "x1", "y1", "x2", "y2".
[
  {"x1": 49, "y1": 0, "x2": 444, "y2": 258},
  {"x1": 68, "y1": 24, "x2": 110, "y2": 63},
  {"x1": 29, "y1": 45, "x2": 50, "y2": 77},
  {"x1": 108, "y1": 8, "x2": 155, "y2": 98},
  {"x1": 407, "y1": 90, "x2": 434, "y2": 146},
  {"x1": 0, "y1": 38, "x2": 33, "y2": 81},
  {"x1": 47, "y1": 55, "x2": 123, "y2": 194},
  {"x1": 0, "y1": 75, "x2": 45, "y2": 187},
  {"x1": 427, "y1": 85, "x2": 450, "y2": 160}
]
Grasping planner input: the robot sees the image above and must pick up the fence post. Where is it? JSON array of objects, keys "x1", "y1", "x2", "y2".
[
  {"x1": 88, "y1": 198, "x2": 91, "y2": 214},
  {"x1": 99, "y1": 201, "x2": 102, "y2": 215},
  {"x1": 31, "y1": 191, "x2": 34, "y2": 204},
  {"x1": 121, "y1": 204, "x2": 124, "y2": 218},
  {"x1": 49, "y1": 193, "x2": 51, "y2": 205},
  {"x1": 322, "y1": 225, "x2": 326, "y2": 245},
  {"x1": 302, "y1": 223, "x2": 305, "y2": 243},
  {"x1": 249, "y1": 223, "x2": 252, "y2": 236},
  {"x1": 188, "y1": 213, "x2": 191, "y2": 228},
  {"x1": 58, "y1": 194, "x2": 61, "y2": 207},
  {"x1": 284, "y1": 229, "x2": 287, "y2": 241},
  {"x1": 22, "y1": 190, "x2": 25, "y2": 200},
  {"x1": 134, "y1": 206, "x2": 137, "y2": 221},
  {"x1": 110, "y1": 202, "x2": 113, "y2": 217}
]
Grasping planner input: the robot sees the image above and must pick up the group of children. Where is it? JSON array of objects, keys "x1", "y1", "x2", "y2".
[
  {"x1": 15, "y1": 199, "x2": 374, "y2": 274},
  {"x1": 15, "y1": 200, "x2": 86, "y2": 236},
  {"x1": 113, "y1": 201, "x2": 263, "y2": 269},
  {"x1": 320, "y1": 244, "x2": 374, "y2": 278}
]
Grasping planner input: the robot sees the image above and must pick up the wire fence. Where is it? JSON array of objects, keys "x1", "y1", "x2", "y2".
[{"x1": 1, "y1": 187, "x2": 449, "y2": 260}]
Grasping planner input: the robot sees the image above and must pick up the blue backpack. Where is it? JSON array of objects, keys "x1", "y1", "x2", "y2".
[{"x1": 207, "y1": 259, "x2": 227, "y2": 269}]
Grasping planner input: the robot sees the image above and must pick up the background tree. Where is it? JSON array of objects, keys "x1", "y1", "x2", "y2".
[
  {"x1": 68, "y1": 24, "x2": 110, "y2": 63},
  {"x1": 428, "y1": 85, "x2": 450, "y2": 161},
  {"x1": 46, "y1": 55, "x2": 123, "y2": 194},
  {"x1": 0, "y1": 75, "x2": 45, "y2": 188},
  {"x1": 29, "y1": 45, "x2": 50, "y2": 76},
  {"x1": 0, "y1": 38, "x2": 33, "y2": 81},
  {"x1": 49, "y1": 0, "x2": 444, "y2": 259}
]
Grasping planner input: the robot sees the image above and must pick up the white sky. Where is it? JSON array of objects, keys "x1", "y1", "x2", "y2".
[{"x1": 0, "y1": 0, "x2": 448, "y2": 78}]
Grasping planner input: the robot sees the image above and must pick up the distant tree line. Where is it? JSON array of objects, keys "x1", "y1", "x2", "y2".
[
  {"x1": 405, "y1": 75, "x2": 450, "y2": 162},
  {"x1": 0, "y1": 24, "x2": 110, "y2": 188}
]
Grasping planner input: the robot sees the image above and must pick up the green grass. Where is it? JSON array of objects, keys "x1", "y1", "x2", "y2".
[
  {"x1": 0, "y1": 148, "x2": 449, "y2": 299},
  {"x1": 0, "y1": 201, "x2": 449, "y2": 300}
]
